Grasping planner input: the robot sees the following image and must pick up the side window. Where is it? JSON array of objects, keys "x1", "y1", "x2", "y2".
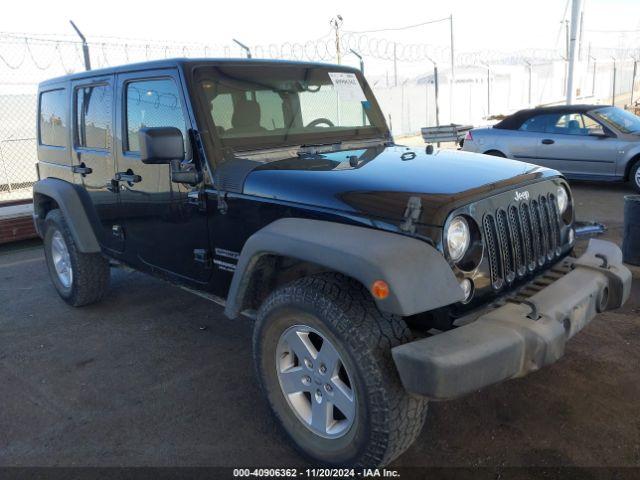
[
  {"x1": 76, "y1": 84, "x2": 112, "y2": 149},
  {"x1": 582, "y1": 114, "x2": 603, "y2": 134},
  {"x1": 519, "y1": 114, "x2": 551, "y2": 133},
  {"x1": 553, "y1": 113, "x2": 585, "y2": 135},
  {"x1": 125, "y1": 78, "x2": 187, "y2": 153},
  {"x1": 39, "y1": 89, "x2": 68, "y2": 147}
]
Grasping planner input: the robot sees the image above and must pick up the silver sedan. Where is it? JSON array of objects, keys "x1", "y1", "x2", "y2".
[{"x1": 461, "y1": 104, "x2": 640, "y2": 192}]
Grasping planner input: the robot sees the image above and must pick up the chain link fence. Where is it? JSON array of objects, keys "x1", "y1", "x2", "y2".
[{"x1": 1, "y1": 32, "x2": 638, "y2": 203}]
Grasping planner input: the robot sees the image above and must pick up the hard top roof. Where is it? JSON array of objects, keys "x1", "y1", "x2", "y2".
[
  {"x1": 495, "y1": 104, "x2": 611, "y2": 130},
  {"x1": 38, "y1": 57, "x2": 358, "y2": 87}
]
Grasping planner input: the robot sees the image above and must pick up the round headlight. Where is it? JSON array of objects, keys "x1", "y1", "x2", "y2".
[
  {"x1": 556, "y1": 185, "x2": 569, "y2": 214},
  {"x1": 447, "y1": 216, "x2": 470, "y2": 262}
]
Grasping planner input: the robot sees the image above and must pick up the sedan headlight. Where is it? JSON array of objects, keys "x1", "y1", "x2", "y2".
[
  {"x1": 446, "y1": 216, "x2": 471, "y2": 262},
  {"x1": 556, "y1": 185, "x2": 569, "y2": 214}
]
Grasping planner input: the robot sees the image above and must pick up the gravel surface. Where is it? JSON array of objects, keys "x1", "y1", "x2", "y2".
[{"x1": 0, "y1": 181, "x2": 638, "y2": 468}]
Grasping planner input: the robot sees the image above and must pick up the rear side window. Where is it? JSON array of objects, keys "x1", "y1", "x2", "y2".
[
  {"x1": 125, "y1": 78, "x2": 187, "y2": 152},
  {"x1": 519, "y1": 114, "x2": 555, "y2": 133},
  {"x1": 39, "y1": 89, "x2": 68, "y2": 147},
  {"x1": 76, "y1": 84, "x2": 112, "y2": 149}
]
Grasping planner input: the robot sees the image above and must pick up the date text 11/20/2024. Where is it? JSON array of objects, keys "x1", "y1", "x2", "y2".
[{"x1": 232, "y1": 468, "x2": 400, "y2": 477}]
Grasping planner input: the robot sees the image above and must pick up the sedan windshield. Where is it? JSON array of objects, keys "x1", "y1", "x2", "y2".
[
  {"x1": 591, "y1": 106, "x2": 640, "y2": 134},
  {"x1": 193, "y1": 64, "x2": 388, "y2": 151}
]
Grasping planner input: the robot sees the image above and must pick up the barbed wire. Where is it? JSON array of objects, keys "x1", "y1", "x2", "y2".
[{"x1": 0, "y1": 31, "x2": 638, "y2": 80}]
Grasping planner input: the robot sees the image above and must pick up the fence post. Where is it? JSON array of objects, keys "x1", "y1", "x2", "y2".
[
  {"x1": 611, "y1": 57, "x2": 617, "y2": 106},
  {"x1": 393, "y1": 43, "x2": 398, "y2": 87},
  {"x1": 481, "y1": 63, "x2": 491, "y2": 116},
  {"x1": 525, "y1": 60, "x2": 532, "y2": 106},
  {"x1": 434, "y1": 64, "x2": 440, "y2": 127},
  {"x1": 426, "y1": 55, "x2": 440, "y2": 127},
  {"x1": 590, "y1": 55, "x2": 597, "y2": 96},
  {"x1": 631, "y1": 57, "x2": 637, "y2": 106}
]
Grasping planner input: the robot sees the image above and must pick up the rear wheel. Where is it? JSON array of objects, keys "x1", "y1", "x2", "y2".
[
  {"x1": 43, "y1": 209, "x2": 110, "y2": 306},
  {"x1": 253, "y1": 273, "x2": 428, "y2": 466},
  {"x1": 630, "y1": 161, "x2": 640, "y2": 193},
  {"x1": 483, "y1": 149, "x2": 506, "y2": 158}
]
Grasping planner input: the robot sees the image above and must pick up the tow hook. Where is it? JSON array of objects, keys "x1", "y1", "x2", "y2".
[{"x1": 595, "y1": 253, "x2": 609, "y2": 269}]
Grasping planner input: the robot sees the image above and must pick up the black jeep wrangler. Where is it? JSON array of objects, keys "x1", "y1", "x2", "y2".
[{"x1": 33, "y1": 59, "x2": 631, "y2": 466}]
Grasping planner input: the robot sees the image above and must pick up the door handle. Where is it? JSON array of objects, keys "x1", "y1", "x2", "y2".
[
  {"x1": 72, "y1": 163, "x2": 93, "y2": 176},
  {"x1": 541, "y1": 139, "x2": 555, "y2": 145},
  {"x1": 114, "y1": 171, "x2": 142, "y2": 184}
]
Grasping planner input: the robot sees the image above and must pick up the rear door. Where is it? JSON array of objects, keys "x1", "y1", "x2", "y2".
[
  {"x1": 113, "y1": 68, "x2": 211, "y2": 284},
  {"x1": 70, "y1": 75, "x2": 123, "y2": 253}
]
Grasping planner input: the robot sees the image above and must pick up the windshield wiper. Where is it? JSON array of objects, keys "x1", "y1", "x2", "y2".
[{"x1": 297, "y1": 138, "x2": 387, "y2": 157}]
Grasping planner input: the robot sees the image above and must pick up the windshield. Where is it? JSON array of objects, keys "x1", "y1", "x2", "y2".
[
  {"x1": 591, "y1": 106, "x2": 640, "y2": 134},
  {"x1": 193, "y1": 64, "x2": 388, "y2": 151}
]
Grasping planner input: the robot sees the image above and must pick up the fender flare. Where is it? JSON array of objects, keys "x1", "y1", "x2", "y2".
[
  {"x1": 32, "y1": 178, "x2": 101, "y2": 253},
  {"x1": 224, "y1": 218, "x2": 464, "y2": 319}
]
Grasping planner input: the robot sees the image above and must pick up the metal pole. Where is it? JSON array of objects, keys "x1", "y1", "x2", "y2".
[
  {"x1": 434, "y1": 65, "x2": 440, "y2": 127},
  {"x1": 486, "y1": 65, "x2": 491, "y2": 116},
  {"x1": 578, "y1": 10, "x2": 584, "y2": 61},
  {"x1": 350, "y1": 49, "x2": 365, "y2": 125},
  {"x1": 232, "y1": 39, "x2": 252, "y2": 58},
  {"x1": 565, "y1": 20, "x2": 569, "y2": 60},
  {"x1": 449, "y1": 14, "x2": 455, "y2": 122},
  {"x1": 350, "y1": 49, "x2": 364, "y2": 74},
  {"x1": 592, "y1": 56, "x2": 597, "y2": 96},
  {"x1": 525, "y1": 61, "x2": 532, "y2": 106},
  {"x1": 69, "y1": 20, "x2": 91, "y2": 70},
  {"x1": 631, "y1": 58, "x2": 637, "y2": 106},
  {"x1": 566, "y1": 0, "x2": 582, "y2": 104},
  {"x1": 612, "y1": 57, "x2": 617, "y2": 106},
  {"x1": 393, "y1": 43, "x2": 398, "y2": 87},
  {"x1": 330, "y1": 15, "x2": 343, "y2": 64}
]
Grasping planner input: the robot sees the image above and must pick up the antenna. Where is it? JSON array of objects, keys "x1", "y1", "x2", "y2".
[{"x1": 69, "y1": 20, "x2": 91, "y2": 70}]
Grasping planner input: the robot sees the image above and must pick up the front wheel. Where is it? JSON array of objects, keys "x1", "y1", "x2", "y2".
[{"x1": 253, "y1": 273, "x2": 428, "y2": 467}]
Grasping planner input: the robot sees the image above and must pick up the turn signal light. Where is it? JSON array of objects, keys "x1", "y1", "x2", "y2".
[{"x1": 371, "y1": 280, "x2": 390, "y2": 300}]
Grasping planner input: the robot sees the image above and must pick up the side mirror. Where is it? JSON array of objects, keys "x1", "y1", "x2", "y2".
[{"x1": 139, "y1": 127, "x2": 185, "y2": 164}]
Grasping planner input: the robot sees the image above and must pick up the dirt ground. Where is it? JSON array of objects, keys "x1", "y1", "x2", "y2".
[{"x1": 0, "y1": 181, "x2": 638, "y2": 470}]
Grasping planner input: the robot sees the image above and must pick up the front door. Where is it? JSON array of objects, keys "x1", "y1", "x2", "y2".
[
  {"x1": 534, "y1": 112, "x2": 619, "y2": 178},
  {"x1": 70, "y1": 75, "x2": 123, "y2": 253},
  {"x1": 113, "y1": 69, "x2": 211, "y2": 285}
]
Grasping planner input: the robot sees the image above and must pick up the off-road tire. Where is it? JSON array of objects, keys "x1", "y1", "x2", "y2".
[
  {"x1": 43, "y1": 209, "x2": 110, "y2": 306},
  {"x1": 630, "y1": 161, "x2": 640, "y2": 193},
  {"x1": 253, "y1": 273, "x2": 428, "y2": 467}
]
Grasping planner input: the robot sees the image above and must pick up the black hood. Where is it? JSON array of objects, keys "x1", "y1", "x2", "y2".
[{"x1": 242, "y1": 145, "x2": 559, "y2": 226}]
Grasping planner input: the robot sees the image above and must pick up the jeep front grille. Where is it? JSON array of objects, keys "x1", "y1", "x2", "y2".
[{"x1": 483, "y1": 193, "x2": 562, "y2": 290}]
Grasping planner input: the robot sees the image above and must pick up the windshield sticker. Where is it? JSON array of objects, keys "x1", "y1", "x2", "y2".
[{"x1": 328, "y1": 72, "x2": 366, "y2": 102}]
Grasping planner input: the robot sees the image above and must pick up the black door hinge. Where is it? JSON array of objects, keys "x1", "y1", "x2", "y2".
[
  {"x1": 187, "y1": 190, "x2": 207, "y2": 211},
  {"x1": 217, "y1": 191, "x2": 228, "y2": 215},
  {"x1": 193, "y1": 249, "x2": 212, "y2": 269}
]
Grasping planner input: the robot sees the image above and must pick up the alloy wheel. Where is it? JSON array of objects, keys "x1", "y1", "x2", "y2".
[{"x1": 275, "y1": 325, "x2": 356, "y2": 439}]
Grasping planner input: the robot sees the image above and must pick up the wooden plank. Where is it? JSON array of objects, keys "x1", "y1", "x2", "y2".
[{"x1": 0, "y1": 203, "x2": 37, "y2": 244}]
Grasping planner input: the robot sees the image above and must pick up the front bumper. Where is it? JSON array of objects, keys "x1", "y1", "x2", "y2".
[{"x1": 392, "y1": 239, "x2": 632, "y2": 400}]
